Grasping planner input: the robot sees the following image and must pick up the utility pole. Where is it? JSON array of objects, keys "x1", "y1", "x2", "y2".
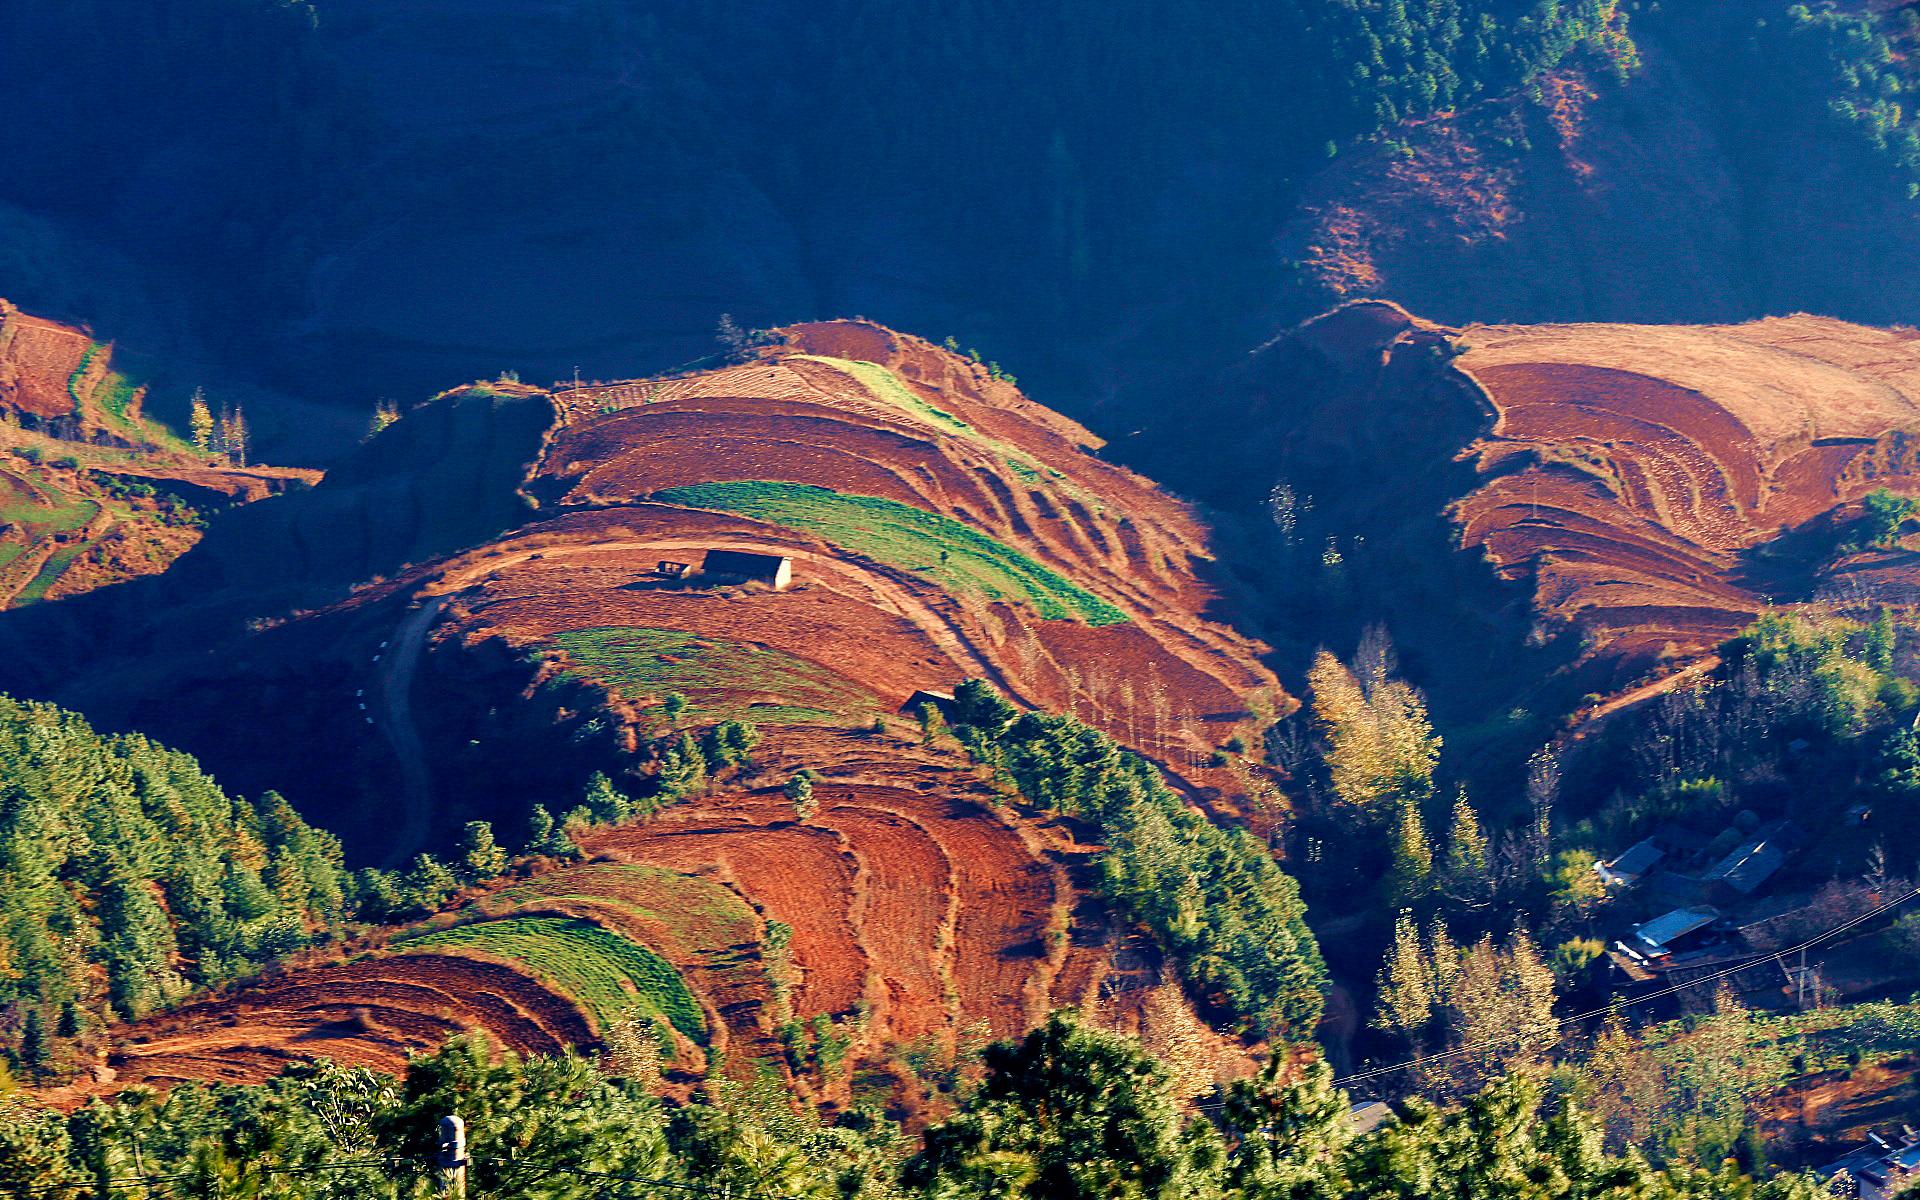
[{"x1": 437, "y1": 1114, "x2": 468, "y2": 1200}]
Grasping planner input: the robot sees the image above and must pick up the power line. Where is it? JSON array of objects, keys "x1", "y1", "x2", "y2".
[{"x1": 1284, "y1": 884, "x2": 1920, "y2": 1098}]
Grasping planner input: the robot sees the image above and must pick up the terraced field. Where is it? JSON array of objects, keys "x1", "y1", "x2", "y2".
[
  {"x1": 467, "y1": 320, "x2": 1292, "y2": 780},
  {"x1": 398, "y1": 914, "x2": 703, "y2": 1039},
  {"x1": 652, "y1": 481, "x2": 1128, "y2": 624},
  {"x1": 551, "y1": 626, "x2": 882, "y2": 725},
  {"x1": 1245, "y1": 302, "x2": 1920, "y2": 700},
  {"x1": 41, "y1": 319, "x2": 1281, "y2": 1107},
  {"x1": 0, "y1": 299, "x2": 317, "y2": 606},
  {"x1": 1450, "y1": 317, "x2": 1920, "y2": 670},
  {"x1": 90, "y1": 954, "x2": 597, "y2": 1091},
  {"x1": 73, "y1": 747, "x2": 1199, "y2": 1107}
]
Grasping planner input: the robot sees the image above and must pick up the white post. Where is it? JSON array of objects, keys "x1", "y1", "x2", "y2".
[{"x1": 436, "y1": 1114, "x2": 467, "y2": 1199}]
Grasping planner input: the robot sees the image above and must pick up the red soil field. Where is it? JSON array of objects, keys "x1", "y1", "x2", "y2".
[
  {"x1": 379, "y1": 321, "x2": 1295, "y2": 781},
  {"x1": 592, "y1": 814, "x2": 870, "y2": 1019},
  {"x1": 1448, "y1": 316, "x2": 1920, "y2": 675},
  {"x1": 50, "y1": 321, "x2": 1278, "y2": 1107},
  {"x1": 64, "y1": 954, "x2": 593, "y2": 1098},
  {"x1": 0, "y1": 301, "x2": 90, "y2": 418}
]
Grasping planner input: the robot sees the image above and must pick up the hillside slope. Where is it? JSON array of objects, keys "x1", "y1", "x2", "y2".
[
  {"x1": 0, "y1": 300, "x2": 315, "y2": 606},
  {"x1": 1138, "y1": 301, "x2": 1920, "y2": 746},
  {"x1": 1280, "y1": 3, "x2": 1920, "y2": 332},
  {"x1": 18, "y1": 321, "x2": 1300, "y2": 1107}
]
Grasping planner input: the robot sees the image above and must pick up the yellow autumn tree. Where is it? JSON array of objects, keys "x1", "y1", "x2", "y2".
[
  {"x1": 1308, "y1": 643, "x2": 1441, "y2": 812},
  {"x1": 188, "y1": 388, "x2": 214, "y2": 453}
]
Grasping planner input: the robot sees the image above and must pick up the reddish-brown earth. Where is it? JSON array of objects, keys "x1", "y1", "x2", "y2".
[
  {"x1": 1199, "y1": 300, "x2": 1920, "y2": 719},
  {"x1": 37, "y1": 321, "x2": 1276, "y2": 1107},
  {"x1": 1453, "y1": 317, "x2": 1920, "y2": 669},
  {"x1": 0, "y1": 299, "x2": 316, "y2": 608},
  {"x1": 71, "y1": 954, "x2": 594, "y2": 1095},
  {"x1": 65, "y1": 736, "x2": 1215, "y2": 1111},
  {"x1": 379, "y1": 321, "x2": 1293, "y2": 796}
]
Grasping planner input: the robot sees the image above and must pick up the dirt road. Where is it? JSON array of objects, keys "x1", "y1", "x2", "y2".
[{"x1": 372, "y1": 595, "x2": 448, "y2": 867}]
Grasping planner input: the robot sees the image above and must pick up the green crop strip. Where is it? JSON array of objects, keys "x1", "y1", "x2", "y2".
[
  {"x1": 551, "y1": 626, "x2": 877, "y2": 725},
  {"x1": 792, "y1": 355, "x2": 972, "y2": 434},
  {"x1": 652, "y1": 480, "x2": 1127, "y2": 624},
  {"x1": 399, "y1": 914, "x2": 704, "y2": 1040},
  {"x1": 15, "y1": 540, "x2": 92, "y2": 606},
  {"x1": 64, "y1": 344, "x2": 99, "y2": 417}
]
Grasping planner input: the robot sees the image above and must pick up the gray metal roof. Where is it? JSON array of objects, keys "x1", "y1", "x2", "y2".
[
  {"x1": 1702, "y1": 838, "x2": 1786, "y2": 894},
  {"x1": 1598, "y1": 838, "x2": 1664, "y2": 883},
  {"x1": 1633, "y1": 906, "x2": 1720, "y2": 951}
]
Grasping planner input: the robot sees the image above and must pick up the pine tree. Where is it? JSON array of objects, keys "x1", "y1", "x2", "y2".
[
  {"x1": 459, "y1": 821, "x2": 508, "y2": 881},
  {"x1": 699, "y1": 720, "x2": 759, "y2": 771},
  {"x1": 1387, "y1": 797, "x2": 1433, "y2": 905},
  {"x1": 401, "y1": 853, "x2": 460, "y2": 911},
  {"x1": 18, "y1": 1008, "x2": 49, "y2": 1080},
  {"x1": 1222, "y1": 1054, "x2": 1351, "y2": 1198},
  {"x1": 919, "y1": 700, "x2": 949, "y2": 745},
  {"x1": 525, "y1": 805, "x2": 576, "y2": 858},
  {"x1": 786, "y1": 772, "x2": 817, "y2": 822},
  {"x1": 527, "y1": 804, "x2": 557, "y2": 853},
  {"x1": 905, "y1": 1011, "x2": 1209, "y2": 1200},
  {"x1": 661, "y1": 692, "x2": 689, "y2": 728},
  {"x1": 657, "y1": 734, "x2": 707, "y2": 799},
  {"x1": 582, "y1": 772, "x2": 635, "y2": 824}
]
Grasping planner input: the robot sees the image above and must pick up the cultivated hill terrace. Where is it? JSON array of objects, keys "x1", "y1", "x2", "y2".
[
  {"x1": 41, "y1": 321, "x2": 1303, "y2": 1110},
  {"x1": 1197, "y1": 301, "x2": 1920, "y2": 717},
  {"x1": 0, "y1": 299, "x2": 312, "y2": 606}
]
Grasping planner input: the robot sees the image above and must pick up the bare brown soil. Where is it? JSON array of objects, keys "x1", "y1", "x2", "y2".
[
  {"x1": 1452, "y1": 317, "x2": 1920, "y2": 670},
  {"x1": 60, "y1": 953, "x2": 593, "y2": 1099},
  {"x1": 0, "y1": 300, "x2": 92, "y2": 418},
  {"x1": 520, "y1": 322, "x2": 1292, "y2": 771},
  {"x1": 47, "y1": 322, "x2": 1270, "y2": 1106}
]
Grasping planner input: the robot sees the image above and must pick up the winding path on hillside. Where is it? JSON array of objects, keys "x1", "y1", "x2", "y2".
[
  {"x1": 372, "y1": 595, "x2": 447, "y2": 868},
  {"x1": 366, "y1": 531, "x2": 1041, "y2": 862}
]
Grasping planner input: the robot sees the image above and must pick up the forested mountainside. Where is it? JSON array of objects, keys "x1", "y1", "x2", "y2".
[
  {"x1": 2, "y1": 1, "x2": 1914, "y2": 457},
  {"x1": 0, "y1": 695, "x2": 346, "y2": 1082},
  {"x1": 5, "y1": 311, "x2": 1920, "y2": 1194},
  {"x1": 8, "y1": 1, "x2": 1920, "y2": 1196}
]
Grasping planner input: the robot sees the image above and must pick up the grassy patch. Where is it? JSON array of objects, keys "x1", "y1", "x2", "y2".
[
  {"x1": 0, "y1": 479, "x2": 93, "y2": 535},
  {"x1": 793, "y1": 355, "x2": 1107, "y2": 523},
  {"x1": 398, "y1": 914, "x2": 704, "y2": 1040},
  {"x1": 64, "y1": 343, "x2": 99, "y2": 418},
  {"x1": 653, "y1": 481, "x2": 1127, "y2": 624},
  {"x1": 94, "y1": 368, "x2": 139, "y2": 426},
  {"x1": 484, "y1": 865, "x2": 760, "y2": 966},
  {"x1": 552, "y1": 626, "x2": 877, "y2": 724},
  {"x1": 15, "y1": 540, "x2": 92, "y2": 606},
  {"x1": 1006, "y1": 458, "x2": 1042, "y2": 483},
  {"x1": 792, "y1": 355, "x2": 971, "y2": 434}
]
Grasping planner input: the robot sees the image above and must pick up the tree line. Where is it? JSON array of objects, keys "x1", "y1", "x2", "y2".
[
  {"x1": 0, "y1": 695, "x2": 348, "y2": 1082},
  {"x1": 943, "y1": 680, "x2": 1326, "y2": 1043},
  {"x1": 3, "y1": 1012, "x2": 1827, "y2": 1199},
  {"x1": 0, "y1": 686, "x2": 767, "y2": 1080}
]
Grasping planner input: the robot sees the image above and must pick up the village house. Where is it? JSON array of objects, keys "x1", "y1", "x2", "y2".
[{"x1": 700, "y1": 549, "x2": 793, "y2": 590}]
